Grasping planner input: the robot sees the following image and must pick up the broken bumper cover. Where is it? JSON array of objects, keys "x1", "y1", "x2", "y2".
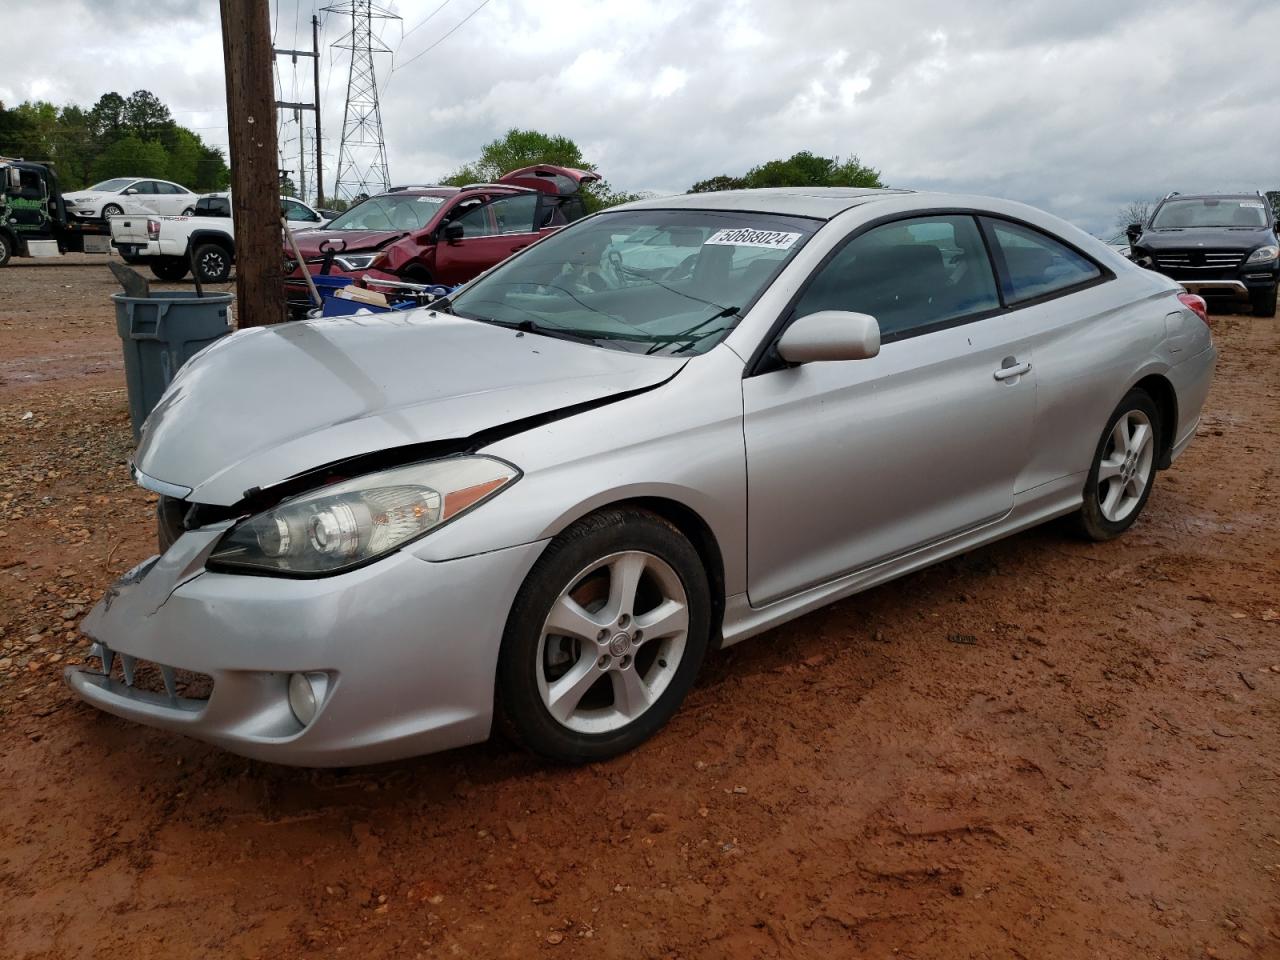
[{"x1": 64, "y1": 533, "x2": 546, "y2": 766}]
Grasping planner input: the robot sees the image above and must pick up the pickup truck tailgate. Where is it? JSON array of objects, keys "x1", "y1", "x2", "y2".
[{"x1": 110, "y1": 215, "x2": 154, "y2": 246}]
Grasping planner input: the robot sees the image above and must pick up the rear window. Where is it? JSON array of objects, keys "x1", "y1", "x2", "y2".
[
  {"x1": 196, "y1": 197, "x2": 231, "y2": 217},
  {"x1": 984, "y1": 219, "x2": 1102, "y2": 304}
]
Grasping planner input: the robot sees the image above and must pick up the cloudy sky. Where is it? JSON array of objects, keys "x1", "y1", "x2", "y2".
[{"x1": 3, "y1": 0, "x2": 1277, "y2": 234}]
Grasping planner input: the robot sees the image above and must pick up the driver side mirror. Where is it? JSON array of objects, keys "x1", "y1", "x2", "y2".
[
  {"x1": 1126, "y1": 222, "x2": 1143, "y2": 243},
  {"x1": 124, "y1": 188, "x2": 138, "y2": 195},
  {"x1": 442, "y1": 222, "x2": 465, "y2": 244},
  {"x1": 776, "y1": 310, "x2": 881, "y2": 364},
  {"x1": 5, "y1": 167, "x2": 19, "y2": 190}
]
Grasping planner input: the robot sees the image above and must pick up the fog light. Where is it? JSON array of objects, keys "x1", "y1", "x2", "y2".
[{"x1": 288, "y1": 672, "x2": 328, "y2": 726}]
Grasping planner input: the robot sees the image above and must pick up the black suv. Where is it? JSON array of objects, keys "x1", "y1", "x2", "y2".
[{"x1": 1128, "y1": 192, "x2": 1278, "y2": 317}]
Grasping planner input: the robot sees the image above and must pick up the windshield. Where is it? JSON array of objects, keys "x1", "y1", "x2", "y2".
[
  {"x1": 447, "y1": 209, "x2": 818, "y2": 356},
  {"x1": 326, "y1": 194, "x2": 445, "y2": 231},
  {"x1": 1151, "y1": 198, "x2": 1269, "y2": 229},
  {"x1": 87, "y1": 178, "x2": 135, "y2": 193}
]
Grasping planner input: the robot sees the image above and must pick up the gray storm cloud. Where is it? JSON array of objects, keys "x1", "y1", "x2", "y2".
[{"x1": 3, "y1": 0, "x2": 1275, "y2": 234}]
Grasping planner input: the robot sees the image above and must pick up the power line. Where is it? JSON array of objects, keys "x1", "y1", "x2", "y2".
[
  {"x1": 391, "y1": 0, "x2": 493, "y2": 74},
  {"x1": 402, "y1": 0, "x2": 453, "y2": 40}
]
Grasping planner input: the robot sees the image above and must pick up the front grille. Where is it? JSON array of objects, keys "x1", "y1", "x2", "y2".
[
  {"x1": 1155, "y1": 250, "x2": 1245, "y2": 270},
  {"x1": 91, "y1": 642, "x2": 214, "y2": 702}
]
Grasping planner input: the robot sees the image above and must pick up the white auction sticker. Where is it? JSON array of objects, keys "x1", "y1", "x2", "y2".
[
  {"x1": 1241, "y1": 201, "x2": 1264, "y2": 208},
  {"x1": 705, "y1": 227, "x2": 801, "y2": 250}
]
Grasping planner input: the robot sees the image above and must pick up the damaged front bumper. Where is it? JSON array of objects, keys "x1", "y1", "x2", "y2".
[{"x1": 64, "y1": 525, "x2": 546, "y2": 766}]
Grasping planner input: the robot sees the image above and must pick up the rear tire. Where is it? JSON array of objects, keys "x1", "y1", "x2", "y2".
[
  {"x1": 1251, "y1": 285, "x2": 1277, "y2": 318},
  {"x1": 149, "y1": 257, "x2": 189, "y2": 282},
  {"x1": 1074, "y1": 389, "x2": 1161, "y2": 541},
  {"x1": 0, "y1": 233, "x2": 11, "y2": 267},
  {"x1": 181, "y1": 207, "x2": 195, "y2": 217},
  {"x1": 192, "y1": 243, "x2": 232, "y2": 283},
  {"x1": 497, "y1": 509, "x2": 711, "y2": 763}
]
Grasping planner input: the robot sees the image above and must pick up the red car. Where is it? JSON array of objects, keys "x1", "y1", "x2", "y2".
[{"x1": 284, "y1": 165, "x2": 600, "y2": 304}]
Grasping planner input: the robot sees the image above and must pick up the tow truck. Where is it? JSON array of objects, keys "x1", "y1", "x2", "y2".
[{"x1": 0, "y1": 157, "x2": 114, "y2": 267}]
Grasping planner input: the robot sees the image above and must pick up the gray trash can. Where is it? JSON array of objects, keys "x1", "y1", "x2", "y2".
[{"x1": 113, "y1": 291, "x2": 234, "y2": 439}]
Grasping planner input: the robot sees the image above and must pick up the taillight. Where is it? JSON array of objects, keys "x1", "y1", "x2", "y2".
[
  {"x1": 1178, "y1": 291, "x2": 1210, "y2": 326},
  {"x1": 146, "y1": 219, "x2": 161, "y2": 241}
]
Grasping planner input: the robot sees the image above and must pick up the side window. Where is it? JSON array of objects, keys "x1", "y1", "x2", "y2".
[
  {"x1": 282, "y1": 199, "x2": 311, "y2": 222},
  {"x1": 794, "y1": 215, "x2": 1000, "y2": 340},
  {"x1": 18, "y1": 170, "x2": 44, "y2": 200},
  {"x1": 131, "y1": 181, "x2": 157, "y2": 195},
  {"x1": 451, "y1": 200, "x2": 494, "y2": 238},
  {"x1": 490, "y1": 193, "x2": 538, "y2": 235},
  {"x1": 156, "y1": 182, "x2": 181, "y2": 195},
  {"x1": 984, "y1": 218, "x2": 1102, "y2": 304}
]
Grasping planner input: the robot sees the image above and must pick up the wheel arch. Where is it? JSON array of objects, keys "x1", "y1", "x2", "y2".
[
  {"x1": 553, "y1": 495, "x2": 728, "y2": 647},
  {"x1": 188, "y1": 230, "x2": 235, "y2": 256},
  {"x1": 1131, "y1": 373, "x2": 1178, "y2": 469}
]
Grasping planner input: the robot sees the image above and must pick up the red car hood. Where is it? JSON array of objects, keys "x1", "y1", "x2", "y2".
[{"x1": 290, "y1": 228, "x2": 406, "y2": 257}]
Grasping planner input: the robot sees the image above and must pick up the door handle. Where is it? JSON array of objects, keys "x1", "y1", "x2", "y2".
[{"x1": 993, "y1": 360, "x2": 1032, "y2": 381}]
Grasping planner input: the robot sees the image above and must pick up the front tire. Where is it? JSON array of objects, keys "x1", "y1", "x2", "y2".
[
  {"x1": 149, "y1": 257, "x2": 189, "y2": 282},
  {"x1": 497, "y1": 509, "x2": 711, "y2": 763},
  {"x1": 101, "y1": 203, "x2": 123, "y2": 218},
  {"x1": 192, "y1": 243, "x2": 232, "y2": 283},
  {"x1": 1251, "y1": 285, "x2": 1277, "y2": 318},
  {"x1": 0, "y1": 233, "x2": 11, "y2": 267},
  {"x1": 1074, "y1": 389, "x2": 1161, "y2": 541}
]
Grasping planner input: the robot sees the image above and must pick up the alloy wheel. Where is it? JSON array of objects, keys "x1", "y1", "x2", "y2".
[
  {"x1": 536, "y1": 550, "x2": 689, "y2": 734},
  {"x1": 1097, "y1": 409, "x2": 1155, "y2": 522}
]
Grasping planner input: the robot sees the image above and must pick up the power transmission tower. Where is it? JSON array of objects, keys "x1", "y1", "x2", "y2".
[{"x1": 322, "y1": 0, "x2": 399, "y2": 202}]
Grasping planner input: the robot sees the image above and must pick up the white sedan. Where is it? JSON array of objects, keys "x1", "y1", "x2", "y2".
[{"x1": 64, "y1": 177, "x2": 198, "y2": 220}]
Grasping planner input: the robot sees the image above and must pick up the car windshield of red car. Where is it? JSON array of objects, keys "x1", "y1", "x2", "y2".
[{"x1": 326, "y1": 195, "x2": 445, "y2": 232}]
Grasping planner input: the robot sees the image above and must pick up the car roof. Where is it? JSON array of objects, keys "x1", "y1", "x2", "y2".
[
  {"x1": 617, "y1": 187, "x2": 915, "y2": 220},
  {"x1": 382, "y1": 186, "x2": 463, "y2": 196},
  {"x1": 1163, "y1": 193, "x2": 1263, "y2": 202}
]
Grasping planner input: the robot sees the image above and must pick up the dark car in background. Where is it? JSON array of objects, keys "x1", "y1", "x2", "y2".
[
  {"x1": 1128, "y1": 192, "x2": 1279, "y2": 316},
  {"x1": 283, "y1": 165, "x2": 600, "y2": 307}
]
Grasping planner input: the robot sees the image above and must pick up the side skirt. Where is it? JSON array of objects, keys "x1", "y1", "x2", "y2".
[{"x1": 719, "y1": 474, "x2": 1086, "y2": 648}]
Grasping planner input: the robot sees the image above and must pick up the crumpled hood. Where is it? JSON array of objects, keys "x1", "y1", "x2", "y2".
[
  {"x1": 135, "y1": 310, "x2": 685, "y2": 506},
  {"x1": 291, "y1": 229, "x2": 405, "y2": 257}
]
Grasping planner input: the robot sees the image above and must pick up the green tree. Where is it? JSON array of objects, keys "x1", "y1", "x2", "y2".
[
  {"x1": 0, "y1": 100, "x2": 42, "y2": 158},
  {"x1": 123, "y1": 90, "x2": 174, "y2": 142},
  {"x1": 442, "y1": 128, "x2": 590, "y2": 185},
  {"x1": 88, "y1": 92, "x2": 127, "y2": 142},
  {"x1": 0, "y1": 90, "x2": 229, "y2": 191},
  {"x1": 89, "y1": 135, "x2": 169, "y2": 182},
  {"x1": 690, "y1": 174, "x2": 745, "y2": 193},
  {"x1": 688, "y1": 151, "x2": 883, "y2": 193},
  {"x1": 442, "y1": 128, "x2": 645, "y2": 211}
]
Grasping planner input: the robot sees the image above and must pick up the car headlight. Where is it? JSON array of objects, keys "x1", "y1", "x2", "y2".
[
  {"x1": 333, "y1": 252, "x2": 384, "y2": 271},
  {"x1": 207, "y1": 456, "x2": 519, "y2": 575},
  {"x1": 1245, "y1": 245, "x2": 1278, "y2": 264}
]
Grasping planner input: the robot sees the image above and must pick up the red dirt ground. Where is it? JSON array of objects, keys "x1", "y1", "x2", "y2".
[{"x1": 0, "y1": 256, "x2": 1277, "y2": 959}]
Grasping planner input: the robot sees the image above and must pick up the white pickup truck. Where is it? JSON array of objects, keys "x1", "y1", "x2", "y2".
[{"x1": 110, "y1": 193, "x2": 329, "y2": 282}]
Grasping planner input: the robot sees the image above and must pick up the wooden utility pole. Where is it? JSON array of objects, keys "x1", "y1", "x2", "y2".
[
  {"x1": 313, "y1": 15, "x2": 324, "y2": 208},
  {"x1": 220, "y1": 0, "x2": 286, "y2": 327}
]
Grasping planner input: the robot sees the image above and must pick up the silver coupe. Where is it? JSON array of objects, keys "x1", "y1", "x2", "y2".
[{"x1": 66, "y1": 187, "x2": 1217, "y2": 765}]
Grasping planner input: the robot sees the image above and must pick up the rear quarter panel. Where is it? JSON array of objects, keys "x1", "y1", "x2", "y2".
[{"x1": 1020, "y1": 268, "x2": 1179, "y2": 490}]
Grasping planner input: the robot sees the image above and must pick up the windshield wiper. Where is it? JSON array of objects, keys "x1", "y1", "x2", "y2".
[
  {"x1": 644, "y1": 306, "x2": 740, "y2": 355},
  {"x1": 512, "y1": 318, "x2": 602, "y2": 345}
]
